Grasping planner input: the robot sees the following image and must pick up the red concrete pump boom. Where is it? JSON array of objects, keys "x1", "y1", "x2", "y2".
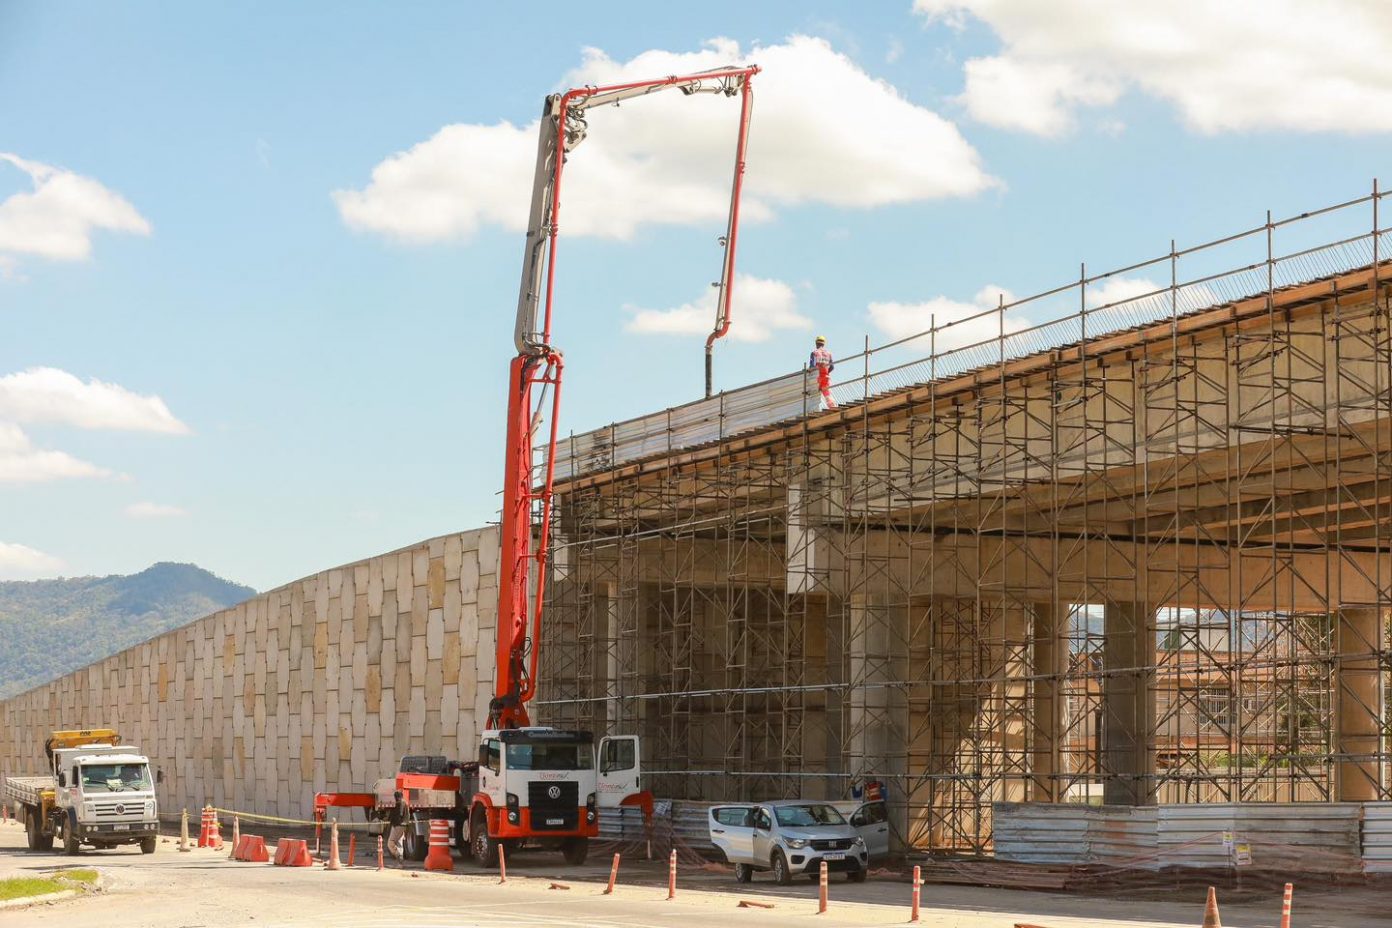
[{"x1": 491, "y1": 65, "x2": 760, "y2": 729}]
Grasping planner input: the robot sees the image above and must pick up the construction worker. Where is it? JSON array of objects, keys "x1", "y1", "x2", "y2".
[
  {"x1": 386, "y1": 791, "x2": 408, "y2": 861},
  {"x1": 808, "y1": 335, "x2": 837, "y2": 409}
]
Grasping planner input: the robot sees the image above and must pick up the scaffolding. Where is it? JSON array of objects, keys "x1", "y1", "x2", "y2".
[{"x1": 539, "y1": 184, "x2": 1392, "y2": 855}]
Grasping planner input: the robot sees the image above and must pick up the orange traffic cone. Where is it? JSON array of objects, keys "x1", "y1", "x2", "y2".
[
  {"x1": 325, "y1": 821, "x2": 342, "y2": 870},
  {"x1": 1202, "y1": 886, "x2": 1222, "y2": 928}
]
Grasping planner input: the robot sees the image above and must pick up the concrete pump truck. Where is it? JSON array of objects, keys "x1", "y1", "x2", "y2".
[{"x1": 318, "y1": 65, "x2": 759, "y2": 867}]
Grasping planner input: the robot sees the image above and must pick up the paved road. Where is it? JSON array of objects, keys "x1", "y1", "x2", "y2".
[{"x1": 0, "y1": 819, "x2": 1383, "y2": 927}]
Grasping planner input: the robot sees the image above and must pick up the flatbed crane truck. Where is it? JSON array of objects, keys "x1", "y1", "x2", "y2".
[{"x1": 3, "y1": 729, "x2": 160, "y2": 855}]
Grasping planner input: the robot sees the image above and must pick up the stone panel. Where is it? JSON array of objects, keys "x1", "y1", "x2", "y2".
[{"x1": 0, "y1": 528, "x2": 499, "y2": 820}]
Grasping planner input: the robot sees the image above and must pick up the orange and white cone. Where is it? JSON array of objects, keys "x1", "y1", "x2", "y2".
[
  {"x1": 1202, "y1": 886, "x2": 1222, "y2": 928},
  {"x1": 424, "y1": 819, "x2": 453, "y2": 872},
  {"x1": 324, "y1": 821, "x2": 342, "y2": 870}
]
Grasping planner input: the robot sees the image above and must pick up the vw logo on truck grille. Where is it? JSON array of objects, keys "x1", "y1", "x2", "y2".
[
  {"x1": 547, "y1": 786, "x2": 561, "y2": 800},
  {"x1": 114, "y1": 804, "x2": 125, "y2": 815}
]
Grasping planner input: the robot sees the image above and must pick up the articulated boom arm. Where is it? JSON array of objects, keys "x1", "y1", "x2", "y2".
[{"x1": 491, "y1": 65, "x2": 760, "y2": 729}]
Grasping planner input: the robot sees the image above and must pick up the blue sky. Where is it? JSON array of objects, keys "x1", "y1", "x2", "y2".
[{"x1": 2, "y1": 1, "x2": 1389, "y2": 590}]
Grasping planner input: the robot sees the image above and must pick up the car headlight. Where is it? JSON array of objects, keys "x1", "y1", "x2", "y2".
[
  {"x1": 785, "y1": 838, "x2": 809, "y2": 849},
  {"x1": 853, "y1": 836, "x2": 866, "y2": 847}
]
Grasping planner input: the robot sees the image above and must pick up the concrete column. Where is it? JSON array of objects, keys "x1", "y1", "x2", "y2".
[
  {"x1": 848, "y1": 593, "x2": 908, "y2": 845},
  {"x1": 1336, "y1": 607, "x2": 1385, "y2": 801},
  {"x1": 1030, "y1": 602, "x2": 1065, "y2": 802},
  {"x1": 1102, "y1": 601, "x2": 1155, "y2": 806},
  {"x1": 1001, "y1": 603, "x2": 1032, "y2": 802}
]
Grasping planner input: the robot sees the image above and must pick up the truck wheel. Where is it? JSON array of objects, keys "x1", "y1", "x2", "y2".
[
  {"x1": 24, "y1": 810, "x2": 37, "y2": 851},
  {"x1": 28, "y1": 811, "x2": 53, "y2": 853},
  {"x1": 63, "y1": 825, "x2": 80, "y2": 856},
  {"x1": 470, "y1": 810, "x2": 498, "y2": 868},
  {"x1": 403, "y1": 816, "x2": 428, "y2": 862},
  {"x1": 771, "y1": 849, "x2": 792, "y2": 885},
  {"x1": 140, "y1": 836, "x2": 157, "y2": 854},
  {"x1": 561, "y1": 837, "x2": 588, "y2": 865}
]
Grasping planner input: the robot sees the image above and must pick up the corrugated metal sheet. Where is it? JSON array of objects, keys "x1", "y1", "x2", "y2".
[
  {"x1": 993, "y1": 803, "x2": 1157, "y2": 869},
  {"x1": 1158, "y1": 803, "x2": 1362, "y2": 872},
  {"x1": 1364, "y1": 803, "x2": 1392, "y2": 874},
  {"x1": 998, "y1": 802, "x2": 1369, "y2": 873}
]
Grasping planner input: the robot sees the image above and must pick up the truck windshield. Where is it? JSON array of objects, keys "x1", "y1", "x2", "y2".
[
  {"x1": 774, "y1": 805, "x2": 845, "y2": 827},
  {"x1": 505, "y1": 743, "x2": 593, "y2": 771},
  {"x1": 80, "y1": 764, "x2": 152, "y2": 792}
]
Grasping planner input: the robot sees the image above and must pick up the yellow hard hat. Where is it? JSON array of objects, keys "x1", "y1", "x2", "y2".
[{"x1": 815, "y1": 334, "x2": 827, "y2": 343}]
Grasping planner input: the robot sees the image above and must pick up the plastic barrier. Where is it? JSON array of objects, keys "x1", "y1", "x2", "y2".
[
  {"x1": 498, "y1": 841, "x2": 507, "y2": 883},
  {"x1": 911, "y1": 864, "x2": 921, "y2": 922},
  {"x1": 1280, "y1": 883, "x2": 1293, "y2": 928},
  {"x1": 228, "y1": 815, "x2": 240, "y2": 859},
  {"x1": 179, "y1": 808, "x2": 191, "y2": 852},
  {"x1": 424, "y1": 819, "x2": 453, "y2": 872},
  {"x1": 817, "y1": 860, "x2": 828, "y2": 915},
  {"x1": 273, "y1": 838, "x2": 313, "y2": 867},
  {"x1": 233, "y1": 834, "x2": 270, "y2": 863},
  {"x1": 667, "y1": 849, "x2": 676, "y2": 899}
]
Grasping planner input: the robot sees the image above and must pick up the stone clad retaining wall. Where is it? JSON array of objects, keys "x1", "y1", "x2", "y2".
[{"x1": 0, "y1": 527, "x2": 499, "y2": 821}]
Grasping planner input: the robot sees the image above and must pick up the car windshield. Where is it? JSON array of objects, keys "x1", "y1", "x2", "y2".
[
  {"x1": 80, "y1": 763, "x2": 151, "y2": 792},
  {"x1": 505, "y1": 743, "x2": 593, "y2": 771},
  {"x1": 774, "y1": 804, "x2": 845, "y2": 827}
]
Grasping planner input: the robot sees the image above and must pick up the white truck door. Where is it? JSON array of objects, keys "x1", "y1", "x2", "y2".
[{"x1": 595, "y1": 735, "x2": 639, "y2": 807}]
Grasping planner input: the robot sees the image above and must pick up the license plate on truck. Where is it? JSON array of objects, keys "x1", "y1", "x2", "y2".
[
  {"x1": 112, "y1": 824, "x2": 130, "y2": 831},
  {"x1": 546, "y1": 818, "x2": 563, "y2": 825},
  {"x1": 823, "y1": 851, "x2": 845, "y2": 860}
]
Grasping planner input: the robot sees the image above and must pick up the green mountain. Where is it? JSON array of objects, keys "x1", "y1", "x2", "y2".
[{"x1": 0, "y1": 562, "x2": 255, "y2": 699}]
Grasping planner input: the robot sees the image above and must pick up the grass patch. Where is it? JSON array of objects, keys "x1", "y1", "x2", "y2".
[{"x1": 0, "y1": 869, "x2": 98, "y2": 901}]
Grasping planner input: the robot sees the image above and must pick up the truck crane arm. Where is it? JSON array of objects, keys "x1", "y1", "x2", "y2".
[{"x1": 492, "y1": 65, "x2": 759, "y2": 729}]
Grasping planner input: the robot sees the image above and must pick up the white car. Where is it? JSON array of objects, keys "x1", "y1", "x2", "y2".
[{"x1": 709, "y1": 801, "x2": 870, "y2": 885}]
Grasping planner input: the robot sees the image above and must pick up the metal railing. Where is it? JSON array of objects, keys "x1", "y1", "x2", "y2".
[{"x1": 546, "y1": 183, "x2": 1390, "y2": 482}]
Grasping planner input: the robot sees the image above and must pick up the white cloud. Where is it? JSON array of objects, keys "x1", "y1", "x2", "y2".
[
  {"x1": 915, "y1": 0, "x2": 1392, "y2": 135},
  {"x1": 868, "y1": 284, "x2": 1020, "y2": 351},
  {"x1": 0, "y1": 368, "x2": 189, "y2": 434},
  {"x1": 124, "y1": 501, "x2": 188, "y2": 519},
  {"x1": 0, "y1": 153, "x2": 151, "y2": 262},
  {"x1": 0, "y1": 423, "x2": 111, "y2": 483},
  {"x1": 334, "y1": 36, "x2": 996, "y2": 243},
  {"x1": 0, "y1": 541, "x2": 66, "y2": 580},
  {"x1": 626, "y1": 274, "x2": 810, "y2": 343}
]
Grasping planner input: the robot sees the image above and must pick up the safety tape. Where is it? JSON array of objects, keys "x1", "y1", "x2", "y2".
[{"x1": 209, "y1": 807, "x2": 389, "y2": 832}]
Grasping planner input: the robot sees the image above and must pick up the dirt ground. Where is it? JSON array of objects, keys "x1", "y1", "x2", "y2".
[{"x1": 0, "y1": 818, "x2": 1385, "y2": 927}]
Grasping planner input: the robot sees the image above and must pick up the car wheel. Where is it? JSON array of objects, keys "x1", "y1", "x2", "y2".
[
  {"x1": 848, "y1": 867, "x2": 868, "y2": 883},
  {"x1": 771, "y1": 849, "x2": 792, "y2": 885},
  {"x1": 734, "y1": 863, "x2": 753, "y2": 883}
]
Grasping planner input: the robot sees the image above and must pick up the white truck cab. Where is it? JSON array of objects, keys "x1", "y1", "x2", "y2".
[
  {"x1": 462, "y1": 728, "x2": 645, "y2": 867},
  {"x1": 52, "y1": 746, "x2": 159, "y2": 853}
]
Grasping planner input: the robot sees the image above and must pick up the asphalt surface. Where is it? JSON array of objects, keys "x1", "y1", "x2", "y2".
[{"x1": 0, "y1": 818, "x2": 1386, "y2": 927}]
